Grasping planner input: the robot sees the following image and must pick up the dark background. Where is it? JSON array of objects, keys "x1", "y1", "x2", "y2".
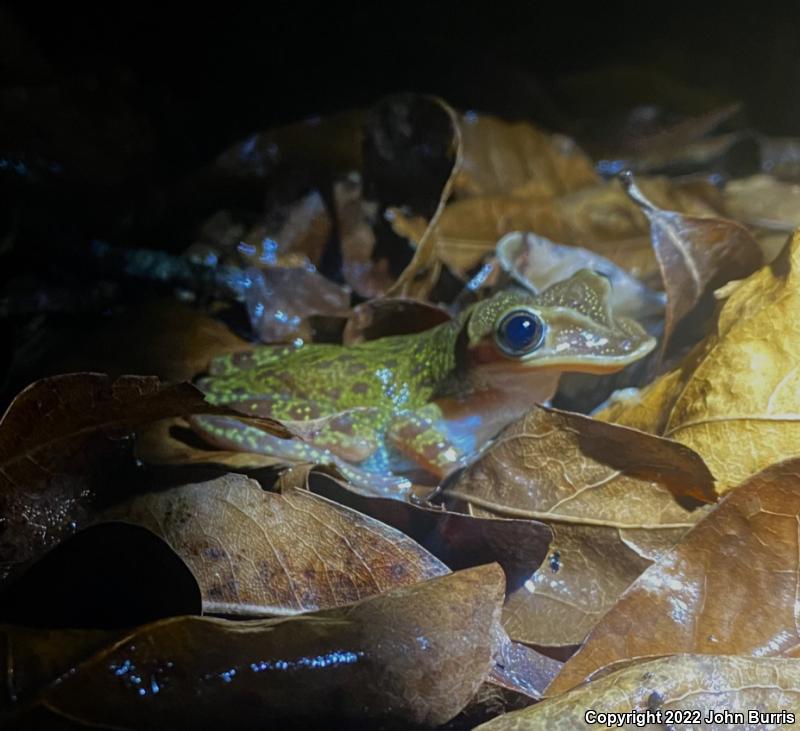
[
  {"x1": 1, "y1": 2, "x2": 799, "y2": 312},
  {"x1": 4, "y1": 3, "x2": 800, "y2": 176}
]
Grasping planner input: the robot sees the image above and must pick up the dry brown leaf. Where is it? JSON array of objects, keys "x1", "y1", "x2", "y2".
[
  {"x1": 333, "y1": 173, "x2": 395, "y2": 298},
  {"x1": 622, "y1": 171, "x2": 763, "y2": 357},
  {"x1": 102, "y1": 475, "x2": 449, "y2": 616},
  {"x1": 10, "y1": 565, "x2": 505, "y2": 729},
  {"x1": 454, "y1": 113, "x2": 598, "y2": 198},
  {"x1": 31, "y1": 298, "x2": 253, "y2": 384},
  {"x1": 240, "y1": 265, "x2": 351, "y2": 344},
  {"x1": 392, "y1": 175, "x2": 722, "y2": 279},
  {"x1": 548, "y1": 458, "x2": 800, "y2": 695},
  {"x1": 390, "y1": 194, "x2": 565, "y2": 274},
  {"x1": 342, "y1": 296, "x2": 451, "y2": 344},
  {"x1": 448, "y1": 405, "x2": 715, "y2": 523},
  {"x1": 383, "y1": 97, "x2": 462, "y2": 299},
  {"x1": 0, "y1": 374, "x2": 287, "y2": 580},
  {"x1": 235, "y1": 190, "x2": 332, "y2": 268},
  {"x1": 724, "y1": 174, "x2": 800, "y2": 234},
  {"x1": 446, "y1": 406, "x2": 709, "y2": 647},
  {"x1": 491, "y1": 627, "x2": 563, "y2": 701},
  {"x1": 599, "y1": 231, "x2": 800, "y2": 492},
  {"x1": 496, "y1": 230, "x2": 665, "y2": 321},
  {"x1": 214, "y1": 109, "x2": 364, "y2": 178},
  {"x1": 307, "y1": 471, "x2": 553, "y2": 587},
  {"x1": 552, "y1": 176, "x2": 724, "y2": 282},
  {"x1": 479, "y1": 655, "x2": 800, "y2": 730},
  {"x1": 0, "y1": 627, "x2": 122, "y2": 711}
]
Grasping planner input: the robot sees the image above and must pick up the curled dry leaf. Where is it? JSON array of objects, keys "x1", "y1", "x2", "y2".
[
  {"x1": 377, "y1": 96, "x2": 462, "y2": 299},
  {"x1": 6, "y1": 565, "x2": 505, "y2": 729},
  {"x1": 621, "y1": 171, "x2": 763, "y2": 357},
  {"x1": 0, "y1": 374, "x2": 287, "y2": 580},
  {"x1": 599, "y1": 231, "x2": 800, "y2": 492},
  {"x1": 446, "y1": 406, "x2": 711, "y2": 647},
  {"x1": 478, "y1": 655, "x2": 800, "y2": 730},
  {"x1": 548, "y1": 458, "x2": 800, "y2": 695},
  {"x1": 496, "y1": 230, "x2": 665, "y2": 321},
  {"x1": 454, "y1": 113, "x2": 598, "y2": 198},
  {"x1": 102, "y1": 475, "x2": 449, "y2": 617}
]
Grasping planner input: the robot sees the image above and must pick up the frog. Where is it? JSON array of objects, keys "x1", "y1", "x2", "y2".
[{"x1": 189, "y1": 270, "x2": 656, "y2": 495}]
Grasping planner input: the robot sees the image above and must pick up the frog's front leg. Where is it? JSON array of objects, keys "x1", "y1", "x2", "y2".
[{"x1": 386, "y1": 404, "x2": 470, "y2": 480}]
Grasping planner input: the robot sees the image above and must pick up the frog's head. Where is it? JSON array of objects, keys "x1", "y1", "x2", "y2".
[{"x1": 463, "y1": 269, "x2": 656, "y2": 375}]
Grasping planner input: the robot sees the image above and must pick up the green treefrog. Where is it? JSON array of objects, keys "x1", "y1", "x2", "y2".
[{"x1": 190, "y1": 270, "x2": 655, "y2": 494}]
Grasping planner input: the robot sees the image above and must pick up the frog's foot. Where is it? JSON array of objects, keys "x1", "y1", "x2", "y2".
[
  {"x1": 386, "y1": 408, "x2": 468, "y2": 481},
  {"x1": 188, "y1": 415, "x2": 411, "y2": 498}
]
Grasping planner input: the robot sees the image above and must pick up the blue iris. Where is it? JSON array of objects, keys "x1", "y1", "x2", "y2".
[{"x1": 496, "y1": 310, "x2": 545, "y2": 356}]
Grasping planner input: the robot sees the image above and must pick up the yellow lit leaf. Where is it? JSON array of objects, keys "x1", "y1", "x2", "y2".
[{"x1": 600, "y1": 231, "x2": 800, "y2": 492}]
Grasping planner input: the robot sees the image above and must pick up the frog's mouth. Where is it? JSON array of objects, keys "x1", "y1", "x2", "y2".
[{"x1": 466, "y1": 336, "x2": 656, "y2": 374}]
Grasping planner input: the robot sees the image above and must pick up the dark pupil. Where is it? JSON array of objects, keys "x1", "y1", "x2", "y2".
[{"x1": 500, "y1": 312, "x2": 543, "y2": 353}]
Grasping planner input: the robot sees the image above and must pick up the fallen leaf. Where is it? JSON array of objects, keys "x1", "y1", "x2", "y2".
[
  {"x1": 758, "y1": 134, "x2": 800, "y2": 181},
  {"x1": 8, "y1": 565, "x2": 505, "y2": 729},
  {"x1": 8, "y1": 298, "x2": 253, "y2": 386},
  {"x1": 392, "y1": 175, "x2": 722, "y2": 279},
  {"x1": 376, "y1": 96, "x2": 462, "y2": 299},
  {"x1": 588, "y1": 102, "x2": 745, "y2": 176},
  {"x1": 307, "y1": 471, "x2": 552, "y2": 587},
  {"x1": 0, "y1": 626, "x2": 122, "y2": 709},
  {"x1": 479, "y1": 655, "x2": 800, "y2": 730},
  {"x1": 724, "y1": 174, "x2": 800, "y2": 233},
  {"x1": 446, "y1": 406, "x2": 710, "y2": 647},
  {"x1": 333, "y1": 172, "x2": 395, "y2": 298},
  {"x1": 454, "y1": 113, "x2": 598, "y2": 198},
  {"x1": 235, "y1": 190, "x2": 332, "y2": 268},
  {"x1": 548, "y1": 458, "x2": 800, "y2": 695},
  {"x1": 213, "y1": 109, "x2": 364, "y2": 179},
  {"x1": 553, "y1": 176, "x2": 725, "y2": 283},
  {"x1": 621, "y1": 171, "x2": 762, "y2": 357},
  {"x1": 448, "y1": 405, "x2": 715, "y2": 522},
  {"x1": 0, "y1": 374, "x2": 288, "y2": 579},
  {"x1": 102, "y1": 475, "x2": 449, "y2": 616},
  {"x1": 599, "y1": 231, "x2": 800, "y2": 492},
  {"x1": 491, "y1": 627, "x2": 562, "y2": 701},
  {"x1": 390, "y1": 194, "x2": 567, "y2": 275},
  {"x1": 341, "y1": 296, "x2": 451, "y2": 344},
  {"x1": 240, "y1": 265, "x2": 351, "y2": 344},
  {"x1": 496, "y1": 230, "x2": 665, "y2": 321}
]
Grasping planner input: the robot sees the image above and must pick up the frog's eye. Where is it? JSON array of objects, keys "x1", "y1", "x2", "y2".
[{"x1": 495, "y1": 309, "x2": 546, "y2": 357}]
